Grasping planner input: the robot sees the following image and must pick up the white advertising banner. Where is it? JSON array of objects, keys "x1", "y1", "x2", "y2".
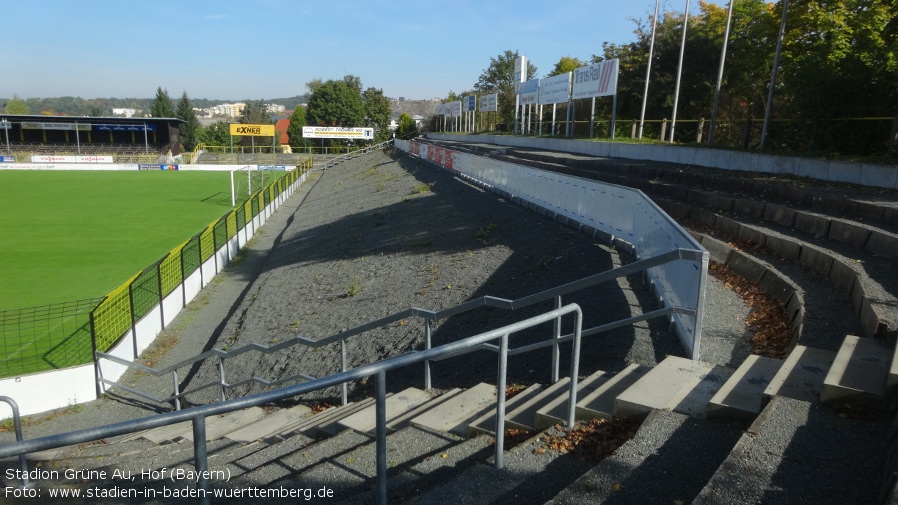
[
  {"x1": 514, "y1": 56, "x2": 527, "y2": 93},
  {"x1": 479, "y1": 93, "x2": 498, "y2": 112},
  {"x1": 30, "y1": 155, "x2": 114, "y2": 163},
  {"x1": 540, "y1": 73, "x2": 572, "y2": 105},
  {"x1": 572, "y1": 59, "x2": 619, "y2": 100},
  {"x1": 519, "y1": 79, "x2": 539, "y2": 105},
  {"x1": 302, "y1": 127, "x2": 374, "y2": 139}
]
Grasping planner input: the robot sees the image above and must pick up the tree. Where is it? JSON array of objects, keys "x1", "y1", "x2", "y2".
[
  {"x1": 473, "y1": 50, "x2": 538, "y2": 128},
  {"x1": 548, "y1": 56, "x2": 586, "y2": 77},
  {"x1": 307, "y1": 79, "x2": 365, "y2": 128},
  {"x1": 362, "y1": 87, "x2": 392, "y2": 142},
  {"x1": 4, "y1": 95, "x2": 30, "y2": 114},
  {"x1": 199, "y1": 121, "x2": 233, "y2": 148},
  {"x1": 177, "y1": 91, "x2": 201, "y2": 151},
  {"x1": 396, "y1": 112, "x2": 418, "y2": 139},
  {"x1": 89, "y1": 106, "x2": 104, "y2": 117},
  {"x1": 287, "y1": 105, "x2": 310, "y2": 149},
  {"x1": 149, "y1": 87, "x2": 175, "y2": 118},
  {"x1": 239, "y1": 100, "x2": 271, "y2": 125}
]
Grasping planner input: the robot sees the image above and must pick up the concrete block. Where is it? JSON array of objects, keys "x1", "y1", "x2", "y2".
[
  {"x1": 687, "y1": 190, "x2": 711, "y2": 207},
  {"x1": 733, "y1": 199, "x2": 767, "y2": 220},
  {"x1": 576, "y1": 364, "x2": 650, "y2": 420},
  {"x1": 827, "y1": 161, "x2": 862, "y2": 185},
  {"x1": 860, "y1": 163, "x2": 898, "y2": 189},
  {"x1": 809, "y1": 194, "x2": 846, "y2": 214},
  {"x1": 737, "y1": 223, "x2": 768, "y2": 248},
  {"x1": 785, "y1": 291, "x2": 804, "y2": 324},
  {"x1": 707, "y1": 355, "x2": 783, "y2": 420},
  {"x1": 758, "y1": 268, "x2": 796, "y2": 303},
  {"x1": 798, "y1": 158, "x2": 831, "y2": 181},
  {"x1": 227, "y1": 405, "x2": 313, "y2": 442},
  {"x1": 764, "y1": 345, "x2": 836, "y2": 403},
  {"x1": 850, "y1": 277, "x2": 867, "y2": 317},
  {"x1": 820, "y1": 335, "x2": 889, "y2": 406},
  {"x1": 827, "y1": 219, "x2": 872, "y2": 249},
  {"x1": 793, "y1": 212, "x2": 831, "y2": 238},
  {"x1": 656, "y1": 199, "x2": 691, "y2": 221},
  {"x1": 715, "y1": 215, "x2": 742, "y2": 239},
  {"x1": 698, "y1": 234, "x2": 733, "y2": 264},
  {"x1": 691, "y1": 208, "x2": 719, "y2": 229},
  {"x1": 764, "y1": 205, "x2": 797, "y2": 227},
  {"x1": 534, "y1": 370, "x2": 609, "y2": 429},
  {"x1": 798, "y1": 244, "x2": 834, "y2": 278},
  {"x1": 764, "y1": 234, "x2": 802, "y2": 262},
  {"x1": 614, "y1": 356, "x2": 718, "y2": 419},
  {"x1": 336, "y1": 387, "x2": 431, "y2": 434},
  {"x1": 865, "y1": 231, "x2": 898, "y2": 259},
  {"x1": 708, "y1": 194, "x2": 735, "y2": 213},
  {"x1": 828, "y1": 258, "x2": 859, "y2": 293},
  {"x1": 725, "y1": 249, "x2": 768, "y2": 283},
  {"x1": 410, "y1": 383, "x2": 496, "y2": 435}
]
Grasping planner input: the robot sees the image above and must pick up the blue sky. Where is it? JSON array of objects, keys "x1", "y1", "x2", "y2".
[{"x1": 1, "y1": 1, "x2": 718, "y2": 101}]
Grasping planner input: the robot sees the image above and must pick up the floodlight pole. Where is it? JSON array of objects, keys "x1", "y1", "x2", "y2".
[
  {"x1": 708, "y1": 0, "x2": 735, "y2": 145},
  {"x1": 639, "y1": 0, "x2": 661, "y2": 139},
  {"x1": 670, "y1": 0, "x2": 690, "y2": 143},
  {"x1": 761, "y1": 0, "x2": 789, "y2": 150}
]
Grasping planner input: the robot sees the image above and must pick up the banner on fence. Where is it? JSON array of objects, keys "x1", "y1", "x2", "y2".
[
  {"x1": 230, "y1": 124, "x2": 276, "y2": 137},
  {"x1": 302, "y1": 127, "x2": 374, "y2": 139},
  {"x1": 31, "y1": 155, "x2": 114, "y2": 163}
]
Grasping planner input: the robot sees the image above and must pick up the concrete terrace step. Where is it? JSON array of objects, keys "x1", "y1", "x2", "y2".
[
  {"x1": 268, "y1": 397, "x2": 379, "y2": 441},
  {"x1": 546, "y1": 409, "x2": 747, "y2": 505},
  {"x1": 225, "y1": 404, "x2": 313, "y2": 442},
  {"x1": 694, "y1": 396, "x2": 888, "y2": 505},
  {"x1": 468, "y1": 383, "x2": 544, "y2": 435},
  {"x1": 406, "y1": 428, "x2": 593, "y2": 505},
  {"x1": 614, "y1": 356, "x2": 733, "y2": 419},
  {"x1": 133, "y1": 406, "x2": 266, "y2": 444},
  {"x1": 411, "y1": 382, "x2": 497, "y2": 436},
  {"x1": 576, "y1": 363, "x2": 651, "y2": 420},
  {"x1": 385, "y1": 388, "x2": 463, "y2": 432},
  {"x1": 534, "y1": 370, "x2": 609, "y2": 430},
  {"x1": 764, "y1": 344, "x2": 837, "y2": 403},
  {"x1": 708, "y1": 355, "x2": 784, "y2": 420},
  {"x1": 820, "y1": 335, "x2": 890, "y2": 407},
  {"x1": 336, "y1": 387, "x2": 432, "y2": 434}
]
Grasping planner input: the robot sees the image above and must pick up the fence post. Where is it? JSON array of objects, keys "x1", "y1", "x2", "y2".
[
  {"x1": 889, "y1": 113, "x2": 898, "y2": 155},
  {"x1": 631, "y1": 122, "x2": 637, "y2": 139},
  {"x1": 696, "y1": 118, "x2": 705, "y2": 143},
  {"x1": 742, "y1": 117, "x2": 754, "y2": 150},
  {"x1": 660, "y1": 118, "x2": 668, "y2": 142},
  {"x1": 424, "y1": 318, "x2": 433, "y2": 390}
]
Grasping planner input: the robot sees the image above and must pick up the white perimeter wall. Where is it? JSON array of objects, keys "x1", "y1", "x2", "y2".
[
  {"x1": 427, "y1": 133, "x2": 898, "y2": 190},
  {"x1": 396, "y1": 138, "x2": 709, "y2": 362},
  {"x1": 0, "y1": 170, "x2": 309, "y2": 418}
]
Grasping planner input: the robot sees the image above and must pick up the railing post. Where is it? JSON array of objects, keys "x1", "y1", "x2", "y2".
[
  {"x1": 341, "y1": 340, "x2": 348, "y2": 406},
  {"x1": 192, "y1": 415, "x2": 210, "y2": 505},
  {"x1": 375, "y1": 370, "x2": 387, "y2": 505},
  {"x1": 494, "y1": 333, "x2": 509, "y2": 470},
  {"x1": 424, "y1": 319, "x2": 433, "y2": 390},
  {"x1": 0, "y1": 397, "x2": 31, "y2": 489},
  {"x1": 552, "y1": 296, "x2": 561, "y2": 384},
  {"x1": 172, "y1": 370, "x2": 181, "y2": 411},
  {"x1": 218, "y1": 356, "x2": 227, "y2": 402},
  {"x1": 567, "y1": 310, "x2": 583, "y2": 427},
  {"x1": 660, "y1": 118, "x2": 668, "y2": 142}
]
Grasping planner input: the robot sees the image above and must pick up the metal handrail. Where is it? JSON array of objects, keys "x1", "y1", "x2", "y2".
[
  {"x1": 0, "y1": 396, "x2": 30, "y2": 489},
  {"x1": 0, "y1": 303, "x2": 584, "y2": 505},
  {"x1": 96, "y1": 247, "x2": 701, "y2": 409},
  {"x1": 321, "y1": 140, "x2": 394, "y2": 170}
]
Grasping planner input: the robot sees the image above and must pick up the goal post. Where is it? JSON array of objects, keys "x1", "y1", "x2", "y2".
[{"x1": 230, "y1": 165, "x2": 266, "y2": 206}]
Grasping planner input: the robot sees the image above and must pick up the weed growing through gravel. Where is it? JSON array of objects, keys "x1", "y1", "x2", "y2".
[{"x1": 346, "y1": 277, "x2": 362, "y2": 297}]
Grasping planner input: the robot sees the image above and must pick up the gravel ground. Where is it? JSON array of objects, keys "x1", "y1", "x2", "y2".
[{"x1": 0, "y1": 147, "x2": 749, "y2": 441}]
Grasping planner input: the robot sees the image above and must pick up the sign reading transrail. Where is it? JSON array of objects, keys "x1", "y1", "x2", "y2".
[{"x1": 302, "y1": 127, "x2": 374, "y2": 139}]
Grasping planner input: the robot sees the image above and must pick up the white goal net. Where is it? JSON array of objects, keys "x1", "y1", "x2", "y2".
[{"x1": 230, "y1": 165, "x2": 266, "y2": 206}]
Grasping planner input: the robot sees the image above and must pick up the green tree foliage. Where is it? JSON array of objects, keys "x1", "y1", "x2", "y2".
[
  {"x1": 149, "y1": 87, "x2": 175, "y2": 118},
  {"x1": 307, "y1": 79, "x2": 365, "y2": 128},
  {"x1": 473, "y1": 50, "x2": 539, "y2": 128},
  {"x1": 4, "y1": 95, "x2": 30, "y2": 114},
  {"x1": 362, "y1": 87, "x2": 392, "y2": 142},
  {"x1": 199, "y1": 121, "x2": 233, "y2": 148},
  {"x1": 396, "y1": 112, "x2": 418, "y2": 139},
  {"x1": 177, "y1": 91, "x2": 201, "y2": 151},
  {"x1": 287, "y1": 105, "x2": 310, "y2": 149},
  {"x1": 548, "y1": 56, "x2": 586, "y2": 77}
]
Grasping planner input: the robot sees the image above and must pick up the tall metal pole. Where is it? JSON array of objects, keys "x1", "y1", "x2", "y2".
[
  {"x1": 670, "y1": 0, "x2": 690, "y2": 143},
  {"x1": 761, "y1": 0, "x2": 789, "y2": 150},
  {"x1": 708, "y1": 0, "x2": 735, "y2": 145},
  {"x1": 638, "y1": 0, "x2": 661, "y2": 139}
]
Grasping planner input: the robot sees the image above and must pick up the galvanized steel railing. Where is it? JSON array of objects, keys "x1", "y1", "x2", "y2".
[
  {"x1": 95, "y1": 248, "x2": 699, "y2": 410},
  {"x1": 322, "y1": 139, "x2": 394, "y2": 170},
  {"x1": 0, "y1": 303, "x2": 585, "y2": 505}
]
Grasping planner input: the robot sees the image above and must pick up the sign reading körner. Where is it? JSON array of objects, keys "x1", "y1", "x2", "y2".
[{"x1": 302, "y1": 127, "x2": 374, "y2": 139}]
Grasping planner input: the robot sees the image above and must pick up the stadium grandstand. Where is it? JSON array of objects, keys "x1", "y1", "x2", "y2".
[{"x1": 0, "y1": 114, "x2": 184, "y2": 164}]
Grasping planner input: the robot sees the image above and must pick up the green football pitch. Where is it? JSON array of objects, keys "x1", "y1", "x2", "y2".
[{"x1": 0, "y1": 169, "x2": 278, "y2": 310}]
